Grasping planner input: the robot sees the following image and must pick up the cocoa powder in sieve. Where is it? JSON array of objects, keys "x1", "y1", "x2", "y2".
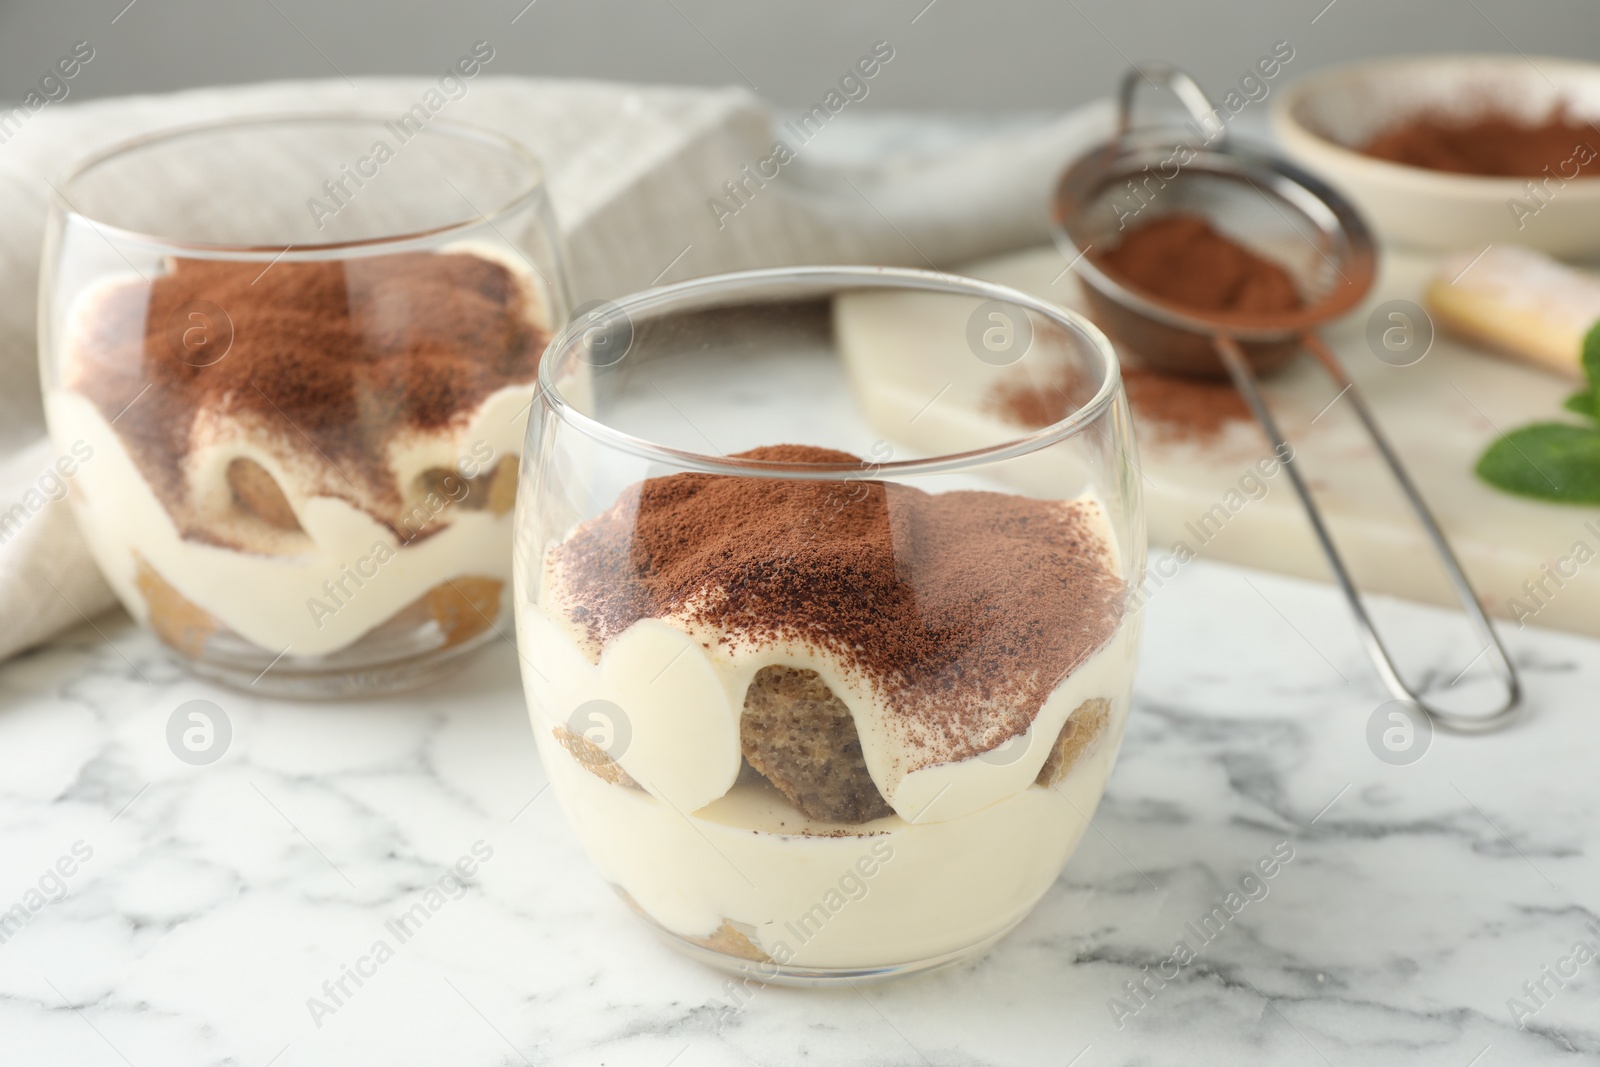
[
  {"x1": 986, "y1": 214, "x2": 1287, "y2": 444},
  {"x1": 1094, "y1": 214, "x2": 1303, "y2": 315},
  {"x1": 1020, "y1": 213, "x2": 1296, "y2": 443}
]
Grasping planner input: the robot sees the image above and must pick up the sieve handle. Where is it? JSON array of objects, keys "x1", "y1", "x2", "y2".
[
  {"x1": 1211, "y1": 334, "x2": 1524, "y2": 734},
  {"x1": 1116, "y1": 64, "x2": 1229, "y2": 147}
]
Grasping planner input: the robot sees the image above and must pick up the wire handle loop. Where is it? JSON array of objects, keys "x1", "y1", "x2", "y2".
[
  {"x1": 1115, "y1": 64, "x2": 1229, "y2": 148},
  {"x1": 1212, "y1": 334, "x2": 1523, "y2": 734}
]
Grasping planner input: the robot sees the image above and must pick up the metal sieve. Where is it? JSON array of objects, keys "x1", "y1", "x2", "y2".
[{"x1": 1052, "y1": 65, "x2": 1521, "y2": 733}]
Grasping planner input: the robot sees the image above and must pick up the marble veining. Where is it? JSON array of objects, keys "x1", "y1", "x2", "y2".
[{"x1": 1, "y1": 550, "x2": 1598, "y2": 1066}]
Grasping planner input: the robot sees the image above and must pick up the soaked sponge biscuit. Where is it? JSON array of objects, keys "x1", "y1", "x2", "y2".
[
  {"x1": 686, "y1": 919, "x2": 770, "y2": 962},
  {"x1": 1035, "y1": 697, "x2": 1109, "y2": 788},
  {"x1": 553, "y1": 724, "x2": 641, "y2": 789},
  {"x1": 135, "y1": 555, "x2": 216, "y2": 658},
  {"x1": 740, "y1": 666, "x2": 894, "y2": 824},
  {"x1": 424, "y1": 577, "x2": 503, "y2": 649}
]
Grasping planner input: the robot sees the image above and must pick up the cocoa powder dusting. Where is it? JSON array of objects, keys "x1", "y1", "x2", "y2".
[
  {"x1": 1360, "y1": 109, "x2": 1599, "y2": 177},
  {"x1": 549, "y1": 445, "x2": 1126, "y2": 764},
  {"x1": 69, "y1": 251, "x2": 545, "y2": 517}
]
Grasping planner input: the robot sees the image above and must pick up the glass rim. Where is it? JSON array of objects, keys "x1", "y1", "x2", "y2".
[
  {"x1": 51, "y1": 111, "x2": 548, "y2": 258},
  {"x1": 536, "y1": 265, "x2": 1126, "y2": 479}
]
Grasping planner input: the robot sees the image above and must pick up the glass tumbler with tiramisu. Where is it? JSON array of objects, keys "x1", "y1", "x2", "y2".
[
  {"x1": 40, "y1": 114, "x2": 568, "y2": 696},
  {"x1": 514, "y1": 267, "x2": 1146, "y2": 982}
]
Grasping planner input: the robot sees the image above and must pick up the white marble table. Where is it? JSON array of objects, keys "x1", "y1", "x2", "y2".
[
  {"x1": 3, "y1": 548, "x2": 1598, "y2": 1067},
  {"x1": 7, "y1": 108, "x2": 1600, "y2": 1066}
]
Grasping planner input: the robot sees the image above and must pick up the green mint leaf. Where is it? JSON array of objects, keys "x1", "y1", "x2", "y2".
[
  {"x1": 1476, "y1": 422, "x2": 1600, "y2": 504},
  {"x1": 1584, "y1": 318, "x2": 1600, "y2": 392},
  {"x1": 1565, "y1": 389, "x2": 1598, "y2": 420}
]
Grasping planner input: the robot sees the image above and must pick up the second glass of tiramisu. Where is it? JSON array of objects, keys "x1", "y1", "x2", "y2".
[
  {"x1": 40, "y1": 114, "x2": 568, "y2": 696},
  {"x1": 514, "y1": 267, "x2": 1146, "y2": 982}
]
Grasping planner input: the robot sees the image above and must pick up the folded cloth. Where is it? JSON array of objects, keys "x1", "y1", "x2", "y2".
[{"x1": 0, "y1": 75, "x2": 1108, "y2": 661}]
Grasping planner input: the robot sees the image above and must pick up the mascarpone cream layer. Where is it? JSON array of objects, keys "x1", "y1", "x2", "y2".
[
  {"x1": 47, "y1": 387, "x2": 527, "y2": 656},
  {"x1": 533, "y1": 697, "x2": 1127, "y2": 969}
]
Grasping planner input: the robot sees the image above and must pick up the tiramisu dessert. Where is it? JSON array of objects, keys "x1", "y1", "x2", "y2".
[
  {"x1": 518, "y1": 445, "x2": 1139, "y2": 971},
  {"x1": 45, "y1": 247, "x2": 550, "y2": 677}
]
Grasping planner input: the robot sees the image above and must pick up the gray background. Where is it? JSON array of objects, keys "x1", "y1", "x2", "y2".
[{"x1": 0, "y1": 0, "x2": 1594, "y2": 111}]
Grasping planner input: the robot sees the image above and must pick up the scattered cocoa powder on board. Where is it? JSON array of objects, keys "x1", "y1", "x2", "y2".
[
  {"x1": 1360, "y1": 109, "x2": 1600, "y2": 177},
  {"x1": 984, "y1": 374, "x2": 1074, "y2": 432},
  {"x1": 985, "y1": 363, "x2": 1250, "y2": 445},
  {"x1": 1122, "y1": 367, "x2": 1251, "y2": 441},
  {"x1": 547, "y1": 444, "x2": 1127, "y2": 765},
  {"x1": 981, "y1": 360, "x2": 1087, "y2": 432}
]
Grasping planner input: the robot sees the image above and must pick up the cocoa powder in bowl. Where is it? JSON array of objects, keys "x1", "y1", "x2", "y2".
[
  {"x1": 1360, "y1": 109, "x2": 1600, "y2": 178},
  {"x1": 1013, "y1": 213, "x2": 1300, "y2": 443}
]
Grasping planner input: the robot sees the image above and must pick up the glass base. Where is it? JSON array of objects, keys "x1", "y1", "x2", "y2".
[
  {"x1": 173, "y1": 627, "x2": 496, "y2": 699},
  {"x1": 647, "y1": 915, "x2": 1021, "y2": 988}
]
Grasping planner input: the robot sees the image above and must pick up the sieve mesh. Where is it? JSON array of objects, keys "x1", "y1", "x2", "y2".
[{"x1": 1067, "y1": 143, "x2": 1356, "y2": 315}]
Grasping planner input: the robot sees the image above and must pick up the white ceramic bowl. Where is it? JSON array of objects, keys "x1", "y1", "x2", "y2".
[{"x1": 1271, "y1": 55, "x2": 1600, "y2": 257}]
